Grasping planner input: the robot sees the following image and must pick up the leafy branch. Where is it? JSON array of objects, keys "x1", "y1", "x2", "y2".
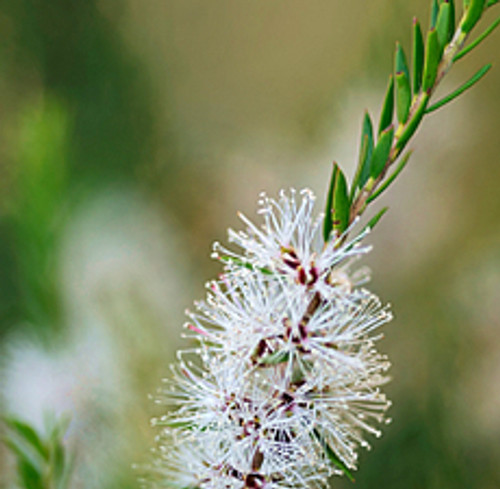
[{"x1": 324, "y1": 0, "x2": 500, "y2": 242}]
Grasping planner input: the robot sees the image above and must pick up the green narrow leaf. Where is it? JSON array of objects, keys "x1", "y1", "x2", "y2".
[
  {"x1": 449, "y1": 0, "x2": 456, "y2": 36},
  {"x1": 395, "y1": 93, "x2": 430, "y2": 154},
  {"x1": 422, "y1": 29, "x2": 440, "y2": 92},
  {"x1": 367, "y1": 151, "x2": 413, "y2": 203},
  {"x1": 312, "y1": 429, "x2": 355, "y2": 482},
  {"x1": 370, "y1": 126, "x2": 394, "y2": 178},
  {"x1": 332, "y1": 168, "x2": 350, "y2": 234},
  {"x1": 436, "y1": 2, "x2": 453, "y2": 49},
  {"x1": 395, "y1": 71, "x2": 412, "y2": 123},
  {"x1": 323, "y1": 162, "x2": 338, "y2": 242},
  {"x1": 362, "y1": 207, "x2": 389, "y2": 234},
  {"x1": 462, "y1": 0, "x2": 486, "y2": 33},
  {"x1": 19, "y1": 458, "x2": 45, "y2": 489},
  {"x1": 426, "y1": 63, "x2": 492, "y2": 113},
  {"x1": 53, "y1": 440, "x2": 66, "y2": 486},
  {"x1": 487, "y1": 0, "x2": 499, "y2": 6},
  {"x1": 431, "y1": 0, "x2": 440, "y2": 28},
  {"x1": 351, "y1": 112, "x2": 374, "y2": 196},
  {"x1": 4, "y1": 417, "x2": 48, "y2": 460},
  {"x1": 395, "y1": 42, "x2": 411, "y2": 83},
  {"x1": 412, "y1": 18, "x2": 425, "y2": 93},
  {"x1": 454, "y1": 14, "x2": 500, "y2": 62},
  {"x1": 378, "y1": 75, "x2": 394, "y2": 134}
]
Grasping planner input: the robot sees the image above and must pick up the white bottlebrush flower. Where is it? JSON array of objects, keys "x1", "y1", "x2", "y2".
[
  {"x1": 147, "y1": 189, "x2": 392, "y2": 488},
  {"x1": 213, "y1": 188, "x2": 371, "y2": 294}
]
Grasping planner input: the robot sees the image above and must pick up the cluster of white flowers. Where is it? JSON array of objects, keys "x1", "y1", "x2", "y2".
[{"x1": 145, "y1": 188, "x2": 392, "y2": 489}]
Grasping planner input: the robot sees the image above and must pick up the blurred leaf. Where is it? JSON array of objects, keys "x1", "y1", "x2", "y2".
[
  {"x1": 412, "y1": 19, "x2": 425, "y2": 93},
  {"x1": 19, "y1": 459, "x2": 44, "y2": 489},
  {"x1": 367, "y1": 151, "x2": 413, "y2": 203},
  {"x1": 4, "y1": 417, "x2": 48, "y2": 460},
  {"x1": 396, "y1": 71, "x2": 412, "y2": 123},
  {"x1": 426, "y1": 64, "x2": 492, "y2": 112},
  {"x1": 487, "y1": 0, "x2": 499, "y2": 5},
  {"x1": 378, "y1": 75, "x2": 394, "y2": 134},
  {"x1": 370, "y1": 126, "x2": 394, "y2": 178},
  {"x1": 423, "y1": 29, "x2": 440, "y2": 92},
  {"x1": 3, "y1": 414, "x2": 74, "y2": 489},
  {"x1": 454, "y1": 14, "x2": 500, "y2": 61},
  {"x1": 462, "y1": 0, "x2": 486, "y2": 32}
]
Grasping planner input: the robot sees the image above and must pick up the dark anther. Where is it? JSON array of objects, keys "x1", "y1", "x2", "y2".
[{"x1": 245, "y1": 473, "x2": 266, "y2": 489}]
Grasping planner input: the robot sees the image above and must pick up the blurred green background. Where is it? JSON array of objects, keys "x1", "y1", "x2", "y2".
[{"x1": 1, "y1": 1, "x2": 500, "y2": 488}]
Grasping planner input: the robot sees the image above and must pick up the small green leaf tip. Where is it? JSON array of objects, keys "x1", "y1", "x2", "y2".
[
  {"x1": 487, "y1": 0, "x2": 500, "y2": 6},
  {"x1": 323, "y1": 163, "x2": 350, "y2": 240},
  {"x1": 364, "y1": 207, "x2": 388, "y2": 233},
  {"x1": 412, "y1": 18, "x2": 424, "y2": 93},
  {"x1": 431, "y1": 0, "x2": 440, "y2": 28},
  {"x1": 422, "y1": 29, "x2": 440, "y2": 92},
  {"x1": 395, "y1": 42, "x2": 411, "y2": 83},
  {"x1": 436, "y1": 1, "x2": 453, "y2": 50},
  {"x1": 370, "y1": 126, "x2": 394, "y2": 178},
  {"x1": 352, "y1": 112, "x2": 374, "y2": 194},
  {"x1": 462, "y1": 0, "x2": 486, "y2": 33},
  {"x1": 378, "y1": 75, "x2": 394, "y2": 134},
  {"x1": 333, "y1": 167, "x2": 350, "y2": 235}
]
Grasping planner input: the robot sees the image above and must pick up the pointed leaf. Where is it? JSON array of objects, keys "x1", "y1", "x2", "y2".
[
  {"x1": 454, "y1": 14, "x2": 500, "y2": 62},
  {"x1": 487, "y1": 0, "x2": 499, "y2": 6},
  {"x1": 462, "y1": 0, "x2": 486, "y2": 32},
  {"x1": 449, "y1": 0, "x2": 456, "y2": 35},
  {"x1": 426, "y1": 63, "x2": 492, "y2": 113},
  {"x1": 412, "y1": 18, "x2": 425, "y2": 93},
  {"x1": 370, "y1": 126, "x2": 394, "y2": 178},
  {"x1": 436, "y1": 2, "x2": 453, "y2": 49},
  {"x1": 422, "y1": 29, "x2": 440, "y2": 92},
  {"x1": 396, "y1": 71, "x2": 412, "y2": 123},
  {"x1": 332, "y1": 168, "x2": 350, "y2": 234},
  {"x1": 378, "y1": 75, "x2": 394, "y2": 134},
  {"x1": 367, "y1": 151, "x2": 413, "y2": 203},
  {"x1": 431, "y1": 0, "x2": 440, "y2": 28},
  {"x1": 362, "y1": 207, "x2": 389, "y2": 234},
  {"x1": 395, "y1": 42, "x2": 411, "y2": 83},
  {"x1": 351, "y1": 112, "x2": 374, "y2": 196},
  {"x1": 323, "y1": 162, "x2": 338, "y2": 242}
]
